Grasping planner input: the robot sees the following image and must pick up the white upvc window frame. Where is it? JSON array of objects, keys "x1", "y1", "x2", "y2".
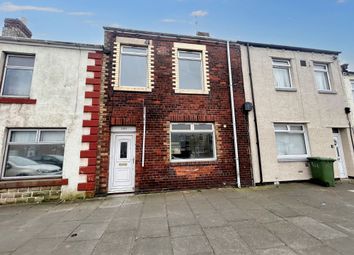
[
  {"x1": 177, "y1": 50, "x2": 204, "y2": 92},
  {"x1": 274, "y1": 123, "x2": 310, "y2": 161},
  {"x1": 118, "y1": 45, "x2": 149, "y2": 89},
  {"x1": 1, "y1": 128, "x2": 66, "y2": 180},
  {"x1": 272, "y1": 58, "x2": 293, "y2": 89},
  {"x1": 170, "y1": 123, "x2": 217, "y2": 163},
  {"x1": 313, "y1": 62, "x2": 332, "y2": 92},
  {"x1": 0, "y1": 54, "x2": 35, "y2": 98},
  {"x1": 173, "y1": 42, "x2": 209, "y2": 94}
]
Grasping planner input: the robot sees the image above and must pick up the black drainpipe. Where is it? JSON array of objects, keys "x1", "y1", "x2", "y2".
[
  {"x1": 345, "y1": 107, "x2": 354, "y2": 151},
  {"x1": 246, "y1": 43, "x2": 263, "y2": 184}
]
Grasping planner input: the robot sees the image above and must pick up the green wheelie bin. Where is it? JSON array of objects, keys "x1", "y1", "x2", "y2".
[{"x1": 307, "y1": 157, "x2": 336, "y2": 187}]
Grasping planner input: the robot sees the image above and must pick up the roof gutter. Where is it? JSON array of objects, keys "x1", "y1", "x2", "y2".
[{"x1": 227, "y1": 41, "x2": 241, "y2": 188}]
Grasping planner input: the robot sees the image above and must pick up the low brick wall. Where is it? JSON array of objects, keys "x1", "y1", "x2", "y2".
[{"x1": 0, "y1": 186, "x2": 61, "y2": 204}]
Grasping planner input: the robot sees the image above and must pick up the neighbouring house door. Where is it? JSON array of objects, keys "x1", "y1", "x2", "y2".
[
  {"x1": 108, "y1": 131, "x2": 136, "y2": 193},
  {"x1": 333, "y1": 133, "x2": 347, "y2": 178}
]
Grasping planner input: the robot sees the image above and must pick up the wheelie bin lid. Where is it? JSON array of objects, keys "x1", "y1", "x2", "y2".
[{"x1": 307, "y1": 157, "x2": 336, "y2": 162}]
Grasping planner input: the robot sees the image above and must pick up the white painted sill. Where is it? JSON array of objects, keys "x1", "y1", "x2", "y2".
[
  {"x1": 277, "y1": 157, "x2": 309, "y2": 163},
  {"x1": 318, "y1": 90, "x2": 337, "y2": 95},
  {"x1": 275, "y1": 88, "x2": 297, "y2": 92},
  {"x1": 174, "y1": 89, "x2": 209, "y2": 95},
  {"x1": 113, "y1": 86, "x2": 152, "y2": 93}
]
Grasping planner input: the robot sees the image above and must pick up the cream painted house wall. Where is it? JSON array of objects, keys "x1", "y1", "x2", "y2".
[
  {"x1": 240, "y1": 45, "x2": 354, "y2": 183},
  {"x1": 0, "y1": 39, "x2": 99, "y2": 197},
  {"x1": 343, "y1": 73, "x2": 354, "y2": 126}
]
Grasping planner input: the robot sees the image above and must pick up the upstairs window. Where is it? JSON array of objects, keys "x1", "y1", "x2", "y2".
[
  {"x1": 272, "y1": 59, "x2": 292, "y2": 89},
  {"x1": 351, "y1": 80, "x2": 354, "y2": 101},
  {"x1": 314, "y1": 63, "x2": 331, "y2": 91},
  {"x1": 119, "y1": 46, "x2": 148, "y2": 88},
  {"x1": 1, "y1": 55, "x2": 35, "y2": 97},
  {"x1": 170, "y1": 123, "x2": 216, "y2": 162},
  {"x1": 274, "y1": 124, "x2": 310, "y2": 160},
  {"x1": 178, "y1": 50, "x2": 203, "y2": 91},
  {"x1": 172, "y1": 42, "x2": 210, "y2": 94}
]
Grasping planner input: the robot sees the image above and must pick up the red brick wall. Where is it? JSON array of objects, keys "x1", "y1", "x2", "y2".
[{"x1": 97, "y1": 30, "x2": 253, "y2": 193}]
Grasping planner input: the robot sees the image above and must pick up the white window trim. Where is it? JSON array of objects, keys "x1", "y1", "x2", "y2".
[
  {"x1": 350, "y1": 79, "x2": 354, "y2": 101},
  {"x1": 112, "y1": 37, "x2": 154, "y2": 92},
  {"x1": 0, "y1": 54, "x2": 35, "y2": 98},
  {"x1": 274, "y1": 124, "x2": 311, "y2": 161},
  {"x1": 1, "y1": 128, "x2": 65, "y2": 180},
  {"x1": 313, "y1": 62, "x2": 332, "y2": 92},
  {"x1": 118, "y1": 45, "x2": 148, "y2": 89},
  {"x1": 172, "y1": 42, "x2": 210, "y2": 94},
  {"x1": 170, "y1": 123, "x2": 217, "y2": 163},
  {"x1": 272, "y1": 58, "x2": 293, "y2": 89}
]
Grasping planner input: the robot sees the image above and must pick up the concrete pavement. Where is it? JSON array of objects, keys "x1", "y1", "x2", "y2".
[{"x1": 1, "y1": 182, "x2": 354, "y2": 254}]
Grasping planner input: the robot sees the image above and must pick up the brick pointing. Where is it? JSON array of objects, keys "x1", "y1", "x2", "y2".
[
  {"x1": 77, "y1": 51, "x2": 103, "y2": 197},
  {"x1": 97, "y1": 31, "x2": 253, "y2": 193}
]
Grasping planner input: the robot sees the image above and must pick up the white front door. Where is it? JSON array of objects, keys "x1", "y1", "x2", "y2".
[
  {"x1": 333, "y1": 133, "x2": 347, "y2": 178},
  {"x1": 108, "y1": 132, "x2": 135, "y2": 193}
]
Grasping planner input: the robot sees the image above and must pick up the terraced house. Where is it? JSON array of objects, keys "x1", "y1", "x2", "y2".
[
  {"x1": 240, "y1": 42, "x2": 354, "y2": 184},
  {"x1": 96, "y1": 28, "x2": 253, "y2": 194},
  {"x1": 342, "y1": 66, "x2": 354, "y2": 142},
  {"x1": 0, "y1": 19, "x2": 103, "y2": 203}
]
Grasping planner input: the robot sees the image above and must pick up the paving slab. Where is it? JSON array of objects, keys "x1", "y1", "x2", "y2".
[
  {"x1": 51, "y1": 240, "x2": 98, "y2": 255},
  {"x1": 137, "y1": 217, "x2": 169, "y2": 238},
  {"x1": 288, "y1": 216, "x2": 347, "y2": 240},
  {"x1": 264, "y1": 221, "x2": 322, "y2": 250},
  {"x1": 37, "y1": 221, "x2": 80, "y2": 238},
  {"x1": 105, "y1": 217, "x2": 139, "y2": 232},
  {"x1": 65, "y1": 223, "x2": 108, "y2": 241},
  {"x1": 170, "y1": 224, "x2": 203, "y2": 237},
  {"x1": 255, "y1": 247, "x2": 297, "y2": 255},
  {"x1": 132, "y1": 237, "x2": 173, "y2": 255},
  {"x1": 204, "y1": 226, "x2": 252, "y2": 255},
  {"x1": 196, "y1": 212, "x2": 227, "y2": 228},
  {"x1": 324, "y1": 237, "x2": 354, "y2": 255},
  {"x1": 92, "y1": 230, "x2": 135, "y2": 255},
  {"x1": 171, "y1": 235, "x2": 213, "y2": 255},
  {"x1": 297, "y1": 245, "x2": 341, "y2": 255},
  {"x1": 232, "y1": 220, "x2": 284, "y2": 249},
  {"x1": 12, "y1": 237, "x2": 64, "y2": 255}
]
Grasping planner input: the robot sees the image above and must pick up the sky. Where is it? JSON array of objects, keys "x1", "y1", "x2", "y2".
[{"x1": 0, "y1": 0, "x2": 353, "y2": 67}]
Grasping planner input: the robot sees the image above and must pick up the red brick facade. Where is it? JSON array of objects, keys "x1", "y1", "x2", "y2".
[
  {"x1": 78, "y1": 51, "x2": 103, "y2": 197},
  {"x1": 97, "y1": 29, "x2": 253, "y2": 194}
]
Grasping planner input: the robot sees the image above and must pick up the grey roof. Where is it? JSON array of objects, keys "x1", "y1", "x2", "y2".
[
  {"x1": 237, "y1": 41, "x2": 340, "y2": 55},
  {"x1": 103, "y1": 27, "x2": 227, "y2": 43},
  {"x1": 0, "y1": 36, "x2": 103, "y2": 50},
  {"x1": 104, "y1": 27, "x2": 341, "y2": 55}
]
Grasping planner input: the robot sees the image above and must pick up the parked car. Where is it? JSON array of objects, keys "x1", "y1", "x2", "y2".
[
  {"x1": 30, "y1": 154, "x2": 64, "y2": 168},
  {"x1": 5, "y1": 156, "x2": 62, "y2": 177}
]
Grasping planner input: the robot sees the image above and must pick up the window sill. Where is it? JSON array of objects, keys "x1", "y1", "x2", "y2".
[
  {"x1": 318, "y1": 90, "x2": 337, "y2": 95},
  {"x1": 170, "y1": 159, "x2": 217, "y2": 166},
  {"x1": 113, "y1": 86, "x2": 152, "y2": 93},
  {"x1": 0, "y1": 178, "x2": 68, "y2": 189},
  {"x1": 277, "y1": 157, "x2": 308, "y2": 162},
  {"x1": 275, "y1": 88, "x2": 297, "y2": 92},
  {"x1": 0, "y1": 97, "x2": 37, "y2": 104},
  {"x1": 174, "y1": 89, "x2": 209, "y2": 95}
]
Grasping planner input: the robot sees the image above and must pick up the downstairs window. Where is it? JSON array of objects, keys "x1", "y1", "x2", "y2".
[
  {"x1": 170, "y1": 123, "x2": 216, "y2": 162},
  {"x1": 2, "y1": 129, "x2": 65, "y2": 179}
]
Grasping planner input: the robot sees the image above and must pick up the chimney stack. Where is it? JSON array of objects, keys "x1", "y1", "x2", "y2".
[
  {"x1": 196, "y1": 31, "x2": 210, "y2": 37},
  {"x1": 2, "y1": 18, "x2": 32, "y2": 38}
]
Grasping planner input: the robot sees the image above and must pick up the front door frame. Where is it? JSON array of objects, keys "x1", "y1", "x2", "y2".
[
  {"x1": 108, "y1": 126, "x2": 136, "y2": 193},
  {"x1": 333, "y1": 132, "x2": 347, "y2": 178}
]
